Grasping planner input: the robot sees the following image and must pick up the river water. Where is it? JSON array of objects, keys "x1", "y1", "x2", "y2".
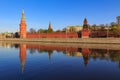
[{"x1": 0, "y1": 42, "x2": 120, "y2": 80}]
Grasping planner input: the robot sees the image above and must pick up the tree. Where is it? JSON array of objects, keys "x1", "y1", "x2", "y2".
[
  {"x1": 29, "y1": 28, "x2": 36, "y2": 33},
  {"x1": 38, "y1": 28, "x2": 52, "y2": 33},
  {"x1": 37, "y1": 29, "x2": 45, "y2": 33},
  {"x1": 47, "y1": 28, "x2": 53, "y2": 33},
  {"x1": 111, "y1": 26, "x2": 120, "y2": 37},
  {"x1": 55, "y1": 30, "x2": 61, "y2": 32},
  {"x1": 14, "y1": 32, "x2": 20, "y2": 38},
  {"x1": 90, "y1": 24, "x2": 97, "y2": 30}
]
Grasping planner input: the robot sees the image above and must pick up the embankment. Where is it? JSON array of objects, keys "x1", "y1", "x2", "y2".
[
  {"x1": 0, "y1": 38, "x2": 120, "y2": 50},
  {"x1": 0, "y1": 38, "x2": 120, "y2": 44}
]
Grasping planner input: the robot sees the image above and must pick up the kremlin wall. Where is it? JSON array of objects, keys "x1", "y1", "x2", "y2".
[
  {"x1": 1, "y1": 10, "x2": 120, "y2": 39},
  {"x1": 27, "y1": 32, "x2": 78, "y2": 38},
  {"x1": 20, "y1": 10, "x2": 90, "y2": 39},
  {"x1": 1, "y1": 10, "x2": 120, "y2": 44}
]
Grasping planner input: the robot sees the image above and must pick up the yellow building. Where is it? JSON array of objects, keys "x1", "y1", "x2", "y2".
[
  {"x1": 0, "y1": 33, "x2": 6, "y2": 38},
  {"x1": 66, "y1": 26, "x2": 83, "y2": 32}
]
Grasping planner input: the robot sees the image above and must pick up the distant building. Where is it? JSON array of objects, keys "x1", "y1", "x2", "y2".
[
  {"x1": 116, "y1": 16, "x2": 120, "y2": 25},
  {"x1": 5, "y1": 32, "x2": 14, "y2": 38},
  {"x1": 66, "y1": 26, "x2": 83, "y2": 32},
  {"x1": 0, "y1": 33, "x2": 6, "y2": 38}
]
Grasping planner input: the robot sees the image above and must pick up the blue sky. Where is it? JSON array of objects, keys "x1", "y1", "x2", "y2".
[{"x1": 0, "y1": 0, "x2": 120, "y2": 32}]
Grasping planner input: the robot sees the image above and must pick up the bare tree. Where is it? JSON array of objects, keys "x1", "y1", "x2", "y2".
[{"x1": 29, "y1": 28, "x2": 36, "y2": 33}]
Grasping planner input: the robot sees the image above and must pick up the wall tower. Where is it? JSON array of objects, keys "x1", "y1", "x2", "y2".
[
  {"x1": 20, "y1": 9, "x2": 26, "y2": 38},
  {"x1": 81, "y1": 18, "x2": 90, "y2": 38}
]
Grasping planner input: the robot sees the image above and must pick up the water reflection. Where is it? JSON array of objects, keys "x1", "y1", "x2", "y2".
[
  {"x1": 25, "y1": 44, "x2": 120, "y2": 69},
  {"x1": 1, "y1": 42, "x2": 120, "y2": 74},
  {"x1": 20, "y1": 44, "x2": 26, "y2": 73}
]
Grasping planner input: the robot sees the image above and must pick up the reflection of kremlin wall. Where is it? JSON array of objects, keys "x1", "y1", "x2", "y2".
[
  {"x1": 1, "y1": 42, "x2": 119, "y2": 69},
  {"x1": 19, "y1": 10, "x2": 90, "y2": 38},
  {"x1": 22, "y1": 44, "x2": 91, "y2": 66},
  {"x1": 26, "y1": 44, "x2": 78, "y2": 52}
]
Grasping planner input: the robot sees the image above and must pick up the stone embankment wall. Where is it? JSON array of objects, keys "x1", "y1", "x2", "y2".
[{"x1": 0, "y1": 38, "x2": 120, "y2": 44}]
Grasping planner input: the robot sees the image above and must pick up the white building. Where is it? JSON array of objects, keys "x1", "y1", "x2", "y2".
[{"x1": 116, "y1": 16, "x2": 120, "y2": 25}]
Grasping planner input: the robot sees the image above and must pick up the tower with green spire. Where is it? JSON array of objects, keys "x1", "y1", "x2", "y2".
[
  {"x1": 48, "y1": 21, "x2": 53, "y2": 33},
  {"x1": 20, "y1": 9, "x2": 27, "y2": 38},
  {"x1": 81, "y1": 18, "x2": 90, "y2": 38},
  {"x1": 83, "y1": 18, "x2": 88, "y2": 28}
]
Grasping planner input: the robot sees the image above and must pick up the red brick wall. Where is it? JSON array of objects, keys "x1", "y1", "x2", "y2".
[
  {"x1": 26, "y1": 32, "x2": 78, "y2": 38},
  {"x1": 82, "y1": 31, "x2": 90, "y2": 36},
  {"x1": 81, "y1": 29, "x2": 90, "y2": 38}
]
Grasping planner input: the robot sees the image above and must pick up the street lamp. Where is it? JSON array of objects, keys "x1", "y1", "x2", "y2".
[
  {"x1": 107, "y1": 26, "x2": 109, "y2": 38},
  {"x1": 0, "y1": 33, "x2": 1, "y2": 39},
  {"x1": 66, "y1": 28, "x2": 67, "y2": 38}
]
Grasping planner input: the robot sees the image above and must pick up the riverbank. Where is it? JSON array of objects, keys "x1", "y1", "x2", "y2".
[
  {"x1": 1, "y1": 40, "x2": 120, "y2": 50},
  {"x1": 0, "y1": 38, "x2": 120, "y2": 44}
]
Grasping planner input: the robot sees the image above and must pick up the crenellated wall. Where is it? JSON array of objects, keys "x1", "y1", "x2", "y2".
[{"x1": 26, "y1": 32, "x2": 78, "y2": 38}]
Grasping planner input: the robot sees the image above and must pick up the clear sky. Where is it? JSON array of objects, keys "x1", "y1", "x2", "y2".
[{"x1": 0, "y1": 0, "x2": 120, "y2": 32}]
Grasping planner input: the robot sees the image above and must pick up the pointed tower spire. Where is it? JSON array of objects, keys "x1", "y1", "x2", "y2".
[
  {"x1": 48, "y1": 21, "x2": 52, "y2": 30},
  {"x1": 48, "y1": 21, "x2": 53, "y2": 33},
  {"x1": 84, "y1": 18, "x2": 88, "y2": 25},
  {"x1": 83, "y1": 18, "x2": 88, "y2": 28},
  {"x1": 21, "y1": 9, "x2": 26, "y2": 22},
  {"x1": 20, "y1": 9, "x2": 27, "y2": 38}
]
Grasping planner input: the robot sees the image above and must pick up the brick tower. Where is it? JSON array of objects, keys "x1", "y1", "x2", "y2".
[
  {"x1": 20, "y1": 9, "x2": 26, "y2": 38},
  {"x1": 48, "y1": 22, "x2": 53, "y2": 33},
  {"x1": 81, "y1": 18, "x2": 90, "y2": 38},
  {"x1": 48, "y1": 22, "x2": 52, "y2": 30}
]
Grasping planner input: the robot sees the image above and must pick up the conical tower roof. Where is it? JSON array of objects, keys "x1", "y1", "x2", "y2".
[
  {"x1": 84, "y1": 18, "x2": 88, "y2": 25},
  {"x1": 21, "y1": 9, "x2": 26, "y2": 22},
  {"x1": 48, "y1": 21, "x2": 52, "y2": 30}
]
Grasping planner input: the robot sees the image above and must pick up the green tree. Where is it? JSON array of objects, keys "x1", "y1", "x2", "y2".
[
  {"x1": 47, "y1": 28, "x2": 53, "y2": 33},
  {"x1": 37, "y1": 29, "x2": 48, "y2": 33},
  {"x1": 111, "y1": 26, "x2": 120, "y2": 37},
  {"x1": 37, "y1": 29, "x2": 45, "y2": 33}
]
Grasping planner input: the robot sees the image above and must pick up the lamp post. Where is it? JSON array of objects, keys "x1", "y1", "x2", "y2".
[
  {"x1": 0, "y1": 33, "x2": 1, "y2": 40},
  {"x1": 66, "y1": 28, "x2": 67, "y2": 38},
  {"x1": 107, "y1": 26, "x2": 109, "y2": 38},
  {"x1": 39, "y1": 31, "x2": 40, "y2": 38}
]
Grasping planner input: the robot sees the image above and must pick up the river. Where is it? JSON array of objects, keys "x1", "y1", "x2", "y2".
[{"x1": 0, "y1": 42, "x2": 120, "y2": 80}]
